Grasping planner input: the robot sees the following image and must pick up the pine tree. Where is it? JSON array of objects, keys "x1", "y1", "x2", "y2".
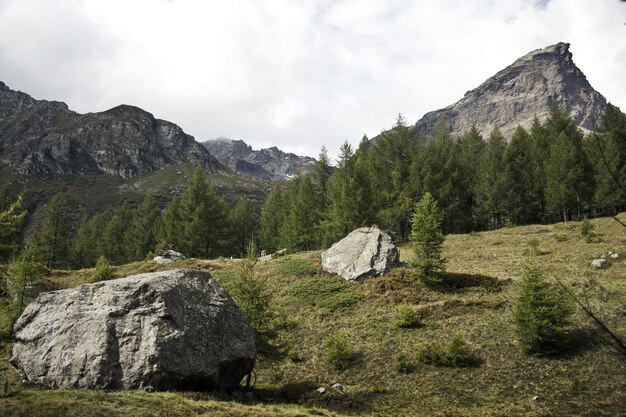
[
  {"x1": 8, "y1": 241, "x2": 46, "y2": 333},
  {"x1": 586, "y1": 103, "x2": 626, "y2": 212},
  {"x1": 100, "y1": 205, "x2": 132, "y2": 264},
  {"x1": 282, "y1": 176, "x2": 320, "y2": 251},
  {"x1": 512, "y1": 257, "x2": 573, "y2": 353},
  {"x1": 416, "y1": 126, "x2": 469, "y2": 233},
  {"x1": 311, "y1": 146, "x2": 333, "y2": 212},
  {"x1": 503, "y1": 126, "x2": 542, "y2": 225},
  {"x1": 456, "y1": 126, "x2": 486, "y2": 230},
  {"x1": 544, "y1": 107, "x2": 593, "y2": 221},
  {"x1": 366, "y1": 114, "x2": 417, "y2": 238},
  {"x1": 124, "y1": 193, "x2": 159, "y2": 261},
  {"x1": 178, "y1": 167, "x2": 230, "y2": 258},
  {"x1": 476, "y1": 128, "x2": 507, "y2": 229},
  {"x1": 69, "y1": 210, "x2": 114, "y2": 268},
  {"x1": 155, "y1": 196, "x2": 183, "y2": 250},
  {"x1": 36, "y1": 193, "x2": 70, "y2": 268},
  {"x1": 229, "y1": 240, "x2": 285, "y2": 362},
  {"x1": 321, "y1": 141, "x2": 375, "y2": 245},
  {"x1": 229, "y1": 198, "x2": 259, "y2": 257},
  {"x1": 0, "y1": 193, "x2": 27, "y2": 262},
  {"x1": 259, "y1": 188, "x2": 288, "y2": 253},
  {"x1": 410, "y1": 192, "x2": 446, "y2": 279}
]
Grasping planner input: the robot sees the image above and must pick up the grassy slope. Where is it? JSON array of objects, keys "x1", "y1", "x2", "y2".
[{"x1": 1, "y1": 215, "x2": 625, "y2": 417}]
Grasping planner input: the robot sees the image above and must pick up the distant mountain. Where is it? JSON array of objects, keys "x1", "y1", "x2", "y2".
[
  {"x1": 202, "y1": 138, "x2": 316, "y2": 181},
  {"x1": 413, "y1": 42, "x2": 607, "y2": 138},
  {"x1": 0, "y1": 81, "x2": 227, "y2": 178}
]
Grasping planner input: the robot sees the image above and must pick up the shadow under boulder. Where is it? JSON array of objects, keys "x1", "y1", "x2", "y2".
[{"x1": 10, "y1": 269, "x2": 255, "y2": 392}]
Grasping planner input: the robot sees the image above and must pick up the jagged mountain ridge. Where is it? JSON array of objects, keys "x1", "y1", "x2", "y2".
[
  {"x1": 202, "y1": 138, "x2": 316, "y2": 181},
  {"x1": 413, "y1": 42, "x2": 607, "y2": 138},
  {"x1": 0, "y1": 81, "x2": 227, "y2": 178}
]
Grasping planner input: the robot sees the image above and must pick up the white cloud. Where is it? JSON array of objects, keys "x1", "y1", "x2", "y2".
[{"x1": 0, "y1": 0, "x2": 624, "y2": 160}]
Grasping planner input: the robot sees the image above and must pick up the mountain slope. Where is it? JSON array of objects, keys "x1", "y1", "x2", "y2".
[
  {"x1": 413, "y1": 42, "x2": 607, "y2": 138},
  {"x1": 0, "y1": 81, "x2": 227, "y2": 178},
  {"x1": 203, "y1": 138, "x2": 316, "y2": 181}
]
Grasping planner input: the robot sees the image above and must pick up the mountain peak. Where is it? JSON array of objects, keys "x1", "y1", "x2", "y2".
[{"x1": 414, "y1": 42, "x2": 606, "y2": 138}]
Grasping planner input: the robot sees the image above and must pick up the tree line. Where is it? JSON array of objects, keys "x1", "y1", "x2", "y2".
[
  {"x1": 0, "y1": 168, "x2": 259, "y2": 268},
  {"x1": 259, "y1": 104, "x2": 626, "y2": 252},
  {"x1": 1, "y1": 103, "x2": 625, "y2": 266}
]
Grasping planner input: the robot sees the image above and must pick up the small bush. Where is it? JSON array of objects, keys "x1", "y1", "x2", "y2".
[
  {"x1": 525, "y1": 238, "x2": 541, "y2": 255},
  {"x1": 93, "y1": 256, "x2": 114, "y2": 282},
  {"x1": 395, "y1": 304, "x2": 421, "y2": 328},
  {"x1": 416, "y1": 335, "x2": 479, "y2": 367},
  {"x1": 553, "y1": 234, "x2": 569, "y2": 242},
  {"x1": 395, "y1": 354, "x2": 415, "y2": 373},
  {"x1": 323, "y1": 332, "x2": 353, "y2": 370},
  {"x1": 512, "y1": 258, "x2": 574, "y2": 353},
  {"x1": 580, "y1": 219, "x2": 602, "y2": 243},
  {"x1": 287, "y1": 349, "x2": 304, "y2": 363}
]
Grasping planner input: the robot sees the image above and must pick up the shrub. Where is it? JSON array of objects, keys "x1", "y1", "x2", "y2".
[
  {"x1": 512, "y1": 258, "x2": 574, "y2": 353},
  {"x1": 416, "y1": 335, "x2": 479, "y2": 367},
  {"x1": 553, "y1": 233, "x2": 569, "y2": 242},
  {"x1": 93, "y1": 256, "x2": 114, "y2": 282},
  {"x1": 395, "y1": 354, "x2": 414, "y2": 373},
  {"x1": 580, "y1": 219, "x2": 602, "y2": 243},
  {"x1": 323, "y1": 332, "x2": 353, "y2": 370},
  {"x1": 395, "y1": 304, "x2": 421, "y2": 328}
]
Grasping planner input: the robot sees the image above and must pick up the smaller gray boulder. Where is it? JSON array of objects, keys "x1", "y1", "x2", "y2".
[
  {"x1": 321, "y1": 227, "x2": 400, "y2": 281},
  {"x1": 591, "y1": 258, "x2": 607, "y2": 269},
  {"x1": 154, "y1": 249, "x2": 185, "y2": 265}
]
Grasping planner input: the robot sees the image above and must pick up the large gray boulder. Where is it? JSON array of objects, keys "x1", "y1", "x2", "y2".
[
  {"x1": 321, "y1": 227, "x2": 400, "y2": 281},
  {"x1": 11, "y1": 269, "x2": 255, "y2": 392}
]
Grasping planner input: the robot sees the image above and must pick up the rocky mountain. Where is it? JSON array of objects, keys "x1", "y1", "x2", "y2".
[
  {"x1": 0, "y1": 81, "x2": 227, "y2": 178},
  {"x1": 413, "y1": 42, "x2": 607, "y2": 139},
  {"x1": 202, "y1": 138, "x2": 316, "y2": 181}
]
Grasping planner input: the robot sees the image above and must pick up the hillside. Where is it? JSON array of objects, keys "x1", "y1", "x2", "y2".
[
  {"x1": 1, "y1": 214, "x2": 624, "y2": 417},
  {"x1": 413, "y1": 43, "x2": 607, "y2": 139}
]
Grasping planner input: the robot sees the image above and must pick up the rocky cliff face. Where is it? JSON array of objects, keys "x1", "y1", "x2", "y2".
[
  {"x1": 413, "y1": 43, "x2": 607, "y2": 139},
  {"x1": 0, "y1": 81, "x2": 226, "y2": 178},
  {"x1": 203, "y1": 138, "x2": 316, "y2": 181}
]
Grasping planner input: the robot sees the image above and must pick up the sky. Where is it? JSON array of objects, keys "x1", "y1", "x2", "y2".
[{"x1": 0, "y1": 0, "x2": 625, "y2": 160}]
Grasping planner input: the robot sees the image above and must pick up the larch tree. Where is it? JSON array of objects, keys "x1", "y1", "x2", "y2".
[{"x1": 410, "y1": 192, "x2": 446, "y2": 280}]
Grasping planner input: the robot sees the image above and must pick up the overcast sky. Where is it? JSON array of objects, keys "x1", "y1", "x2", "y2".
[{"x1": 1, "y1": 0, "x2": 625, "y2": 160}]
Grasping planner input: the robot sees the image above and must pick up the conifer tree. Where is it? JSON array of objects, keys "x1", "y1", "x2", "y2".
[
  {"x1": 259, "y1": 188, "x2": 287, "y2": 252},
  {"x1": 321, "y1": 141, "x2": 374, "y2": 245},
  {"x1": 229, "y1": 197, "x2": 259, "y2": 257},
  {"x1": 282, "y1": 176, "x2": 320, "y2": 251},
  {"x1": 586, "y1": 103, "x2": 626, "y2": 211},
  {"x1": 476, "y1": 128, "x2": 507, "y2": 228},
  {"x1": 100, "y1": 205, "x2": 132, "y2": 264},
  {"x1": 512, "y1": 257, "x2": 573, "y2": 353},
  {"x1": 8, "y1": 241, "x2": 46, "y2": 333},
  {"x1": 367, "y1": 114, "x2": 417, "y2": 238},
  {"x1": 410, "y1": 192, "x2": 446, "y2": 279},
  {"x1": 0, "y1": 193, "x2": 26, "y2": 262},
  {"x1": 229, "y1": 240, "x2": 285, "y2": 362},
  {"x1": 178, "y1": 167, "x2": 230, "y2": 258},
  {"x1": 36, "y1": 193, "x2": 70, "y2": 268},
  {"x1": 124, "y1": 193, "x2": 159, "y2": 261},
  {"x1": 155, "y1": 196, "x2": 183, "y2": 250},
  {"x1": 311, "y1": 146, "x2": 333, "y2": 211},
  {"x1": 503, "y1": 126, "x2": 542, "y2": 225},
  {"x1": 544, "y1": 107, "x2": 593, "y2": 221}
]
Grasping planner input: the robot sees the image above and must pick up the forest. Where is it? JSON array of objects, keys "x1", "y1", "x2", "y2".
[{"x1": 0, "y1": 104, "x2": 625, "y2": 268}]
